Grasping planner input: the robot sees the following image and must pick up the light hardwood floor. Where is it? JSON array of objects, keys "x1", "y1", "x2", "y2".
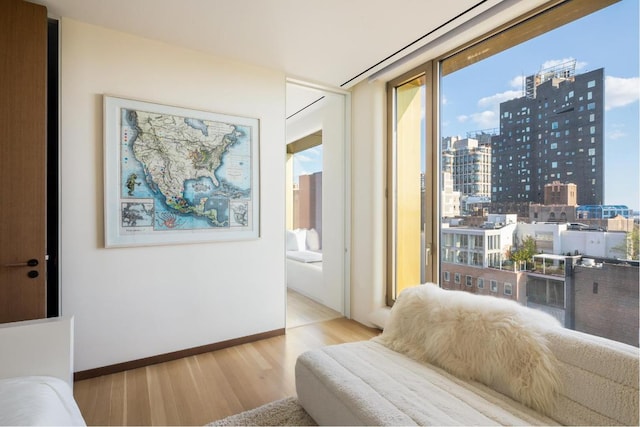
[
  {"x1": 74, "y1": 293, "x2": 379, "y2": 426},
  {"x1": 286, "y1": 289, "x2": 342, "y2": 328}
]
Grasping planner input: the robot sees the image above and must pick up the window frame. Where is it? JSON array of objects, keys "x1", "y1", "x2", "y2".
[
  {"x1": 386, "y1": 63, "x2": 439, "y2": 305},
  {"x1": 385, "y1": 0, "x2": 617, "y2": 306},
  {"x1": 504, "y1": 282, "x2": 513, "y2": 296},
  {"x1": 490, "y1": 280, "x2": 498, "y2": 293}
]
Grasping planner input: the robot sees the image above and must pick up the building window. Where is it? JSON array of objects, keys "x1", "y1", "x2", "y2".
[
  {"x1": 466, "y1": 275, "x2": 473, "y2": 287},
  {"x1": 504, "y1": 282, "x2": 513, "y2": 296},
  {"x1": 593, "y1": 282, "x2": 599, "y2": 294},
  {"x1": 477, "y1": 278, "x2": 484, "y2": 289},
  {"x1": 454, "y1": 273, "x2": 461, "y2": 284},
  {"x1": 444, "y1": 271, "x2": 450, "y2": 282},
  {"x1": 490, "y1": 280, "x2": 498, "y2": 293}
]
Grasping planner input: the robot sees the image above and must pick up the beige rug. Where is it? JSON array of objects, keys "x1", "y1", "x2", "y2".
[{"x1": 207, "y1": 397, "x2": 317, "y2": 426}]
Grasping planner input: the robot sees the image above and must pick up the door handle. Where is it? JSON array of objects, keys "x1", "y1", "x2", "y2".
[
  {"x1": 425, "y1": 244, "x2": 432, "y2": 267},
  {"x1": 3, "y1": 258, "x2": 39, "y2": 267}
]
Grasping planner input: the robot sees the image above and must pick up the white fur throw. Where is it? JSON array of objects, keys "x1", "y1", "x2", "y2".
[{"x1": 374, "y1": 284, "x2": 562, "y2": 415}]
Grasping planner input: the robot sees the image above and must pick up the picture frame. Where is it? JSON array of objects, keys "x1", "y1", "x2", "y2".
[{"x1": 103, "y1": 95, "x2": 260, "y2": 247}]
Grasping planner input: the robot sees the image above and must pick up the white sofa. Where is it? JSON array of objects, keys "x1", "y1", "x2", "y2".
[
  {"x1": 0, "y1": 317, "x2": 86, "y2": 426},
  {"x1": 296, "y1": 285, "x2": 639, "y2": 426}
]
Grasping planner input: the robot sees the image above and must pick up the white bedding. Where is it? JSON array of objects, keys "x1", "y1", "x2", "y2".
[
  {"x1": 0, "y1": 376, "x2": 86, "y2": 426},
  {"x1": 286, "y1": 250, "x2": 322, "y2": 263}
]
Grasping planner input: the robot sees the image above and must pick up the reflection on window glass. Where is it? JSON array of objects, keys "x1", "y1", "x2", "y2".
[{"x1": 440, "y1": 0, "x2": 639, "y2": 347}]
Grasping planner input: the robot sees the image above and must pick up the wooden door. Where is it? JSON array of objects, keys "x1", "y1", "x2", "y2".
[{"x1": 0, "y1": 0, "x2": 48, "y2": 323}]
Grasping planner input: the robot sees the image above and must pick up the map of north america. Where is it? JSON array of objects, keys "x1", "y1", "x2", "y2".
[{"x1": 120, "y1": 109, "x2": 252, "y2": 231}]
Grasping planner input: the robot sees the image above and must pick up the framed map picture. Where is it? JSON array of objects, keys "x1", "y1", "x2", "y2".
[{"x1": 103, "y1": 95, "x2": 259, "y2": 247}]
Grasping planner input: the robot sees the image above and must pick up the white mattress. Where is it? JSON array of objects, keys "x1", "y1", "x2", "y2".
[{"x1": 0, "y1": 376, "x2": 86, "y2": 426}]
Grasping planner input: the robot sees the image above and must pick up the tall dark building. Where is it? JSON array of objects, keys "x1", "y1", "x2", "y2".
[{"x1": 491, "y1": 61, "x2": 604, "y2": 216}]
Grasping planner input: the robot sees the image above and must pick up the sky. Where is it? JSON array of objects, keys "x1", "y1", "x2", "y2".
[
  {"x1": 292, "y1": 145, "x2": 322, "y2": 185},
  {"x1": 441, "y1": 0, "x2": 640, "y2": 210},
  {"x1": 291, "y1": 1, "x2": 640, "y2": 210}
]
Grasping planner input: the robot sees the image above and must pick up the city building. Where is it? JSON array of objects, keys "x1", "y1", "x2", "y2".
[
  {"x1": 529, "y1": 182, "x2": 635, "y2": 231},
  {"x1": 491, "y1": 61, "x2": 604, "y2": 216},
  {"x1": 573, "y1": 259, "x2": 639, "y2": 347},
  {"x1": 441, "y1": 171, "x2": 461, "y2": 218},
  {"x1": 545, "y1": 181, "x2": 577, "y2": 205},
  {"x1": 296, "y1": 172, "x2": 322, "y2": 242},
  {"x1": 441, "y1": 263, "x2": 527, "y2": 304},
  {"x1": 441, "y1": 217, "x2": 637, "y2": 346},
  {"x1": 577, "y1": 205, "x2": 632, "y2": 219},
  {"x1": 529, "y1": 181, "x2": 578, "y2": 222},
  {"x1": 442, "y1": 137, "x2": 492, "y2": 197},
  {"x1": 441, "y1": 214, "x2": 517, "y2": 270}
]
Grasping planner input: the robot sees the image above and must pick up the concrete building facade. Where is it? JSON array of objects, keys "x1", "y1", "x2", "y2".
[{"x1": 443, "y1": 138, "x2": 492, "y2": 197}]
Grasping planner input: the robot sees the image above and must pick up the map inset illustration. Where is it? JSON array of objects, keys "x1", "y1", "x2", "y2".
[{"x1": 105, "y1": 97, "x2": 258, "y2": 247}]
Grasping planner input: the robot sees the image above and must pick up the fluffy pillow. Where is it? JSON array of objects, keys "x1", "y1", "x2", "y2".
[{"x1": 374, "y1": 284, "x2": 561, "y2": 415}]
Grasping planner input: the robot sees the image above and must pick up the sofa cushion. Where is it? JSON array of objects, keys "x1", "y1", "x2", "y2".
[
  {"x1": 544, "y1": 328, "x2": 639, "y2": 426},
  {"x1": 296, "y1": 341, "x2": 556, "y2": 426}
]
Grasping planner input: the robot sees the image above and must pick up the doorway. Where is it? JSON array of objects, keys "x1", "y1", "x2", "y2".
[{"x1": 285, "y1": 80, "x2": 350, "y2": 327}]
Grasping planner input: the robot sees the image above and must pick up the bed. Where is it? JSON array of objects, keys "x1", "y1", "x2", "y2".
[
  {"x1": 0, "y1": 316, "x2": 86, "y2": 426},
  {"x1": 286, "y1": 229, "x2": 325, "y2": 304},
  {"x1": 286, "y1": 253, "x2": 323, "y2": 300}
]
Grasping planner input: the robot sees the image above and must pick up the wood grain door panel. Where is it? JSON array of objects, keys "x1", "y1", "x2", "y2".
[{"x1": 0, "y1": 0, "x2": 48, "y2": 322}]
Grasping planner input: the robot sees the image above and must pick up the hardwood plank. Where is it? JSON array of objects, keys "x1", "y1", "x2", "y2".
[
  {"x1": 74, "y1": 318, "x2": 379, "y2": 426},
  {"x1": 286, "y1": 289, "x2": 341, "y2": 328},
  {"x1": 124, "y1": 368, "x2": 152, "y2": 426}
]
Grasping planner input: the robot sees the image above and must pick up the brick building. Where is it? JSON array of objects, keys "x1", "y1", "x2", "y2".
[{"x1": 573, "y1": 260, "x2": 639, "y2": 347}]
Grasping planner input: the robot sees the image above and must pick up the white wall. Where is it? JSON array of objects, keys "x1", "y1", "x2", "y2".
[
  {"x1": 349, "y1": 79, "x2": 387, "y2": 326},
  {"x1": 286, "y1": 89, "x2": 346, "y2": 313},
  {"x1": 561, "y1": 231, "x2": 627, "y2": 259},
  {"x1": 60, "y1": 19, "x2": 286, "y2": 372},
  {"x1": 346, "y1": 2, "x2": 551, "y2": 327}
]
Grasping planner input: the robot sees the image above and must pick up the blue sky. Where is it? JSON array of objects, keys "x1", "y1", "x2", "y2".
[
  {"x1": 292, "y1": 1, "x2": 640, "y2": 209},
  {"x1": 441, "y1": 0, "x2": 640, "y2": 210},
  {"x1": 292, "y1": 145, "x2": 322, "y2": 185}
]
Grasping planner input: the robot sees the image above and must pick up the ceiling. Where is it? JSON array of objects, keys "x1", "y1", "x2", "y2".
[
  {"x1": 32, "y1": 0, "x2": 547, "y2": 117},
  {"x1": 34, "y1": 0, "x2": 501, "y2": 88}
]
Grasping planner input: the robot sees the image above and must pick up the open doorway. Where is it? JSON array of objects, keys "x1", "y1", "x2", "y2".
[
  {"x1": 285, "y1": 80, "x2": 350, "y2": 328},
  {"x1": 286, "y1": 133, "x2": 340, "y2": 327}
]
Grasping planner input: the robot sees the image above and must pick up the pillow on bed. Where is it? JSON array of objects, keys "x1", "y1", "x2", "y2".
[
  {"x1": 293, "y1": 229, "x2": 308, "y2": 251},
  {"x1": 286, "y1": 230, "x2": 299, "y2": 251},
  {"x1": 306, "y1": 229, "x2": 320, "y2": 251}
]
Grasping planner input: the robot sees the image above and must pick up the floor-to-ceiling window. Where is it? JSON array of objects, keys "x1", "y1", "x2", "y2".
[{"x1": 387, "y1": 0, "x2": 639, "y2": 347}]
